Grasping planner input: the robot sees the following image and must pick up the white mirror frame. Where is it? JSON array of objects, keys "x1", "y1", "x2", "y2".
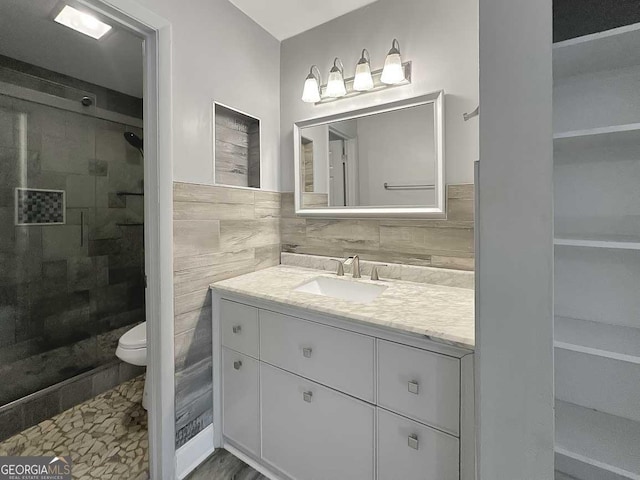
[{"x1": 293, "y1": 91, "x2": 445, "y2": 218}]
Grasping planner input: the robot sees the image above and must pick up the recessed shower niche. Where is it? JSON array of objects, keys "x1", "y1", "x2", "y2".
[{"x1": 214, "y1": 103, "x2": 261, "y2": 188}]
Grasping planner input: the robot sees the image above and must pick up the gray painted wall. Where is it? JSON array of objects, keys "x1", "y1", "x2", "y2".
[
  {"x1": 476, "y1": 0, "x2": 554, "y2": 477},
  {"x1": 134, "y1": 0, "x2": 281, "y2": 189},
  {"x1": 280, "y1": 0, "x2": 479, "y2": 191}
]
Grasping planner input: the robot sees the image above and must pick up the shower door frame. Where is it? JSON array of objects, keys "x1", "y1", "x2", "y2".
[{"x1": 74, "y1": 1, "x2": 175, "y2": 478}]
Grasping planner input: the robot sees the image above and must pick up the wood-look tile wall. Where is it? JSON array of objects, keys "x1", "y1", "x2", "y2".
[
  {"x1": 214, "y1": 105, "x2": 261, "y2": 189},
  {"x1": 172, "y1": 182, "x2": 280, "y2": 448},
  {"x1": 172, "y1": 182, "x2": 473, "y2": 448},
  {"x1": 281, "y1": 184, "x2": 475, "y2": 270}
]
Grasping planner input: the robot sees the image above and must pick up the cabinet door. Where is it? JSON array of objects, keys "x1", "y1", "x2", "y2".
[
  {"x1": 261, "y1": 363, "x2": 375, "y2": 480},
  {"x1": 260, "y1": 309, "x2": 375, "y2": 402},
  {"x1": 377, "y1": 408, "x2": 459, "y2": 480},
  {"x1": 223, "y1": 347, "x2": 259, "y2": 456},
  {"x1": 378, "y1": 339, "x2": 460, "y2": 435}
]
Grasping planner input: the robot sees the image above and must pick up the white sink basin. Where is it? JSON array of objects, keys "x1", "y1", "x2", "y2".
[{"x1": 294, "y1": 276, "x2": 387, "y2": 304}]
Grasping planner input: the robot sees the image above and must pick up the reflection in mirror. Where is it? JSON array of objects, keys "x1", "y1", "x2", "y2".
[
  {"x1": 214, "y1": 103, "x2": 261, "y2": 188},
  {"x1": 295, "y1": 93, "x2": 443, "y2": 217}
]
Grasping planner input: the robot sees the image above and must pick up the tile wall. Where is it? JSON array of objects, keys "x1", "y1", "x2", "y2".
[
  {"x1": 173, "y1": 182, "x2": 280, "y2": 447},
  {"x1": 172, "y1": 182, "x2": 474, "y2": 447},
  {"x1": 282, "y1": 184, "x2": 475, "y2": 270}
]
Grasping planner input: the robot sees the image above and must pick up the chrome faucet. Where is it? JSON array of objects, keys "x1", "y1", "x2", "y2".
[
  {"x1": 345, "y1": 255, "x2": 361, "y2": 278},
  {"x1": 330, "y1": 259, "x2": 344, "y2": 276},
  {"x1": 371, "y1": 264, "x2": 387, "y2": 281}
]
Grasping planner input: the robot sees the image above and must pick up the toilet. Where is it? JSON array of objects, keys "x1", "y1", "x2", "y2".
[{"x1": 116, "y1": 322, "x2": 148, "y2": 409}]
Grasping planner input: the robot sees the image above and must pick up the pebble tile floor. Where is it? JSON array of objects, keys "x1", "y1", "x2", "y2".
[{"x1": 0, "y1": 376, "x2": 148, "y2": 479}]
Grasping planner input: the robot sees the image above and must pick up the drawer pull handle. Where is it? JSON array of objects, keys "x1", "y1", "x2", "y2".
[
  {"x1": 408, "y1": 380, "x2": 420, "y2": 395},
  {"x1": 302, "y1": 347, "x2": 313, "y2": 358},
  {"x1": 233, "y1": 360, "x2": 242, "y2": 370},
  {"x1": 303, "y1": 391, "x2": 313, "y2": 403},
  {"x1": 408, "y1": 434, "x2": 419, "y2": 450},
  {"x1": 232, "y1": 325, "x2": 242, "y2": 334}
]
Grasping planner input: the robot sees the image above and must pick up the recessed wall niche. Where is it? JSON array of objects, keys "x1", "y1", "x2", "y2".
[{"x1": 214, "y1": 103, "x2": 261, "y2": 188}]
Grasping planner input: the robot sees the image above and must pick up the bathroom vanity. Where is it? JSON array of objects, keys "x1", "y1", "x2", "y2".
[{"x1": 210, "y1": 262, "x2": 475, "y2": 480}]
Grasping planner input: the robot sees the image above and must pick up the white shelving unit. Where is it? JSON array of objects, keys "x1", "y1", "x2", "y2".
[
  {"x1": 554, "y1": 236, "x2": 640, "y2": 251},
  {"x1": 554, "y1": 123, "x2": 640, "y2": 149},
  {"x1": 556, "y1": 400, "x2": 640, "y2": 480},
  {"x1": 553, "y1": 23, "x2": 640, "y2": 79},
  {"x1": 555, "y1": 316, "x2": 640, "y2": 365},
  {"x1": 554, "y1": 22, "x2": 640, "y2": 480}
]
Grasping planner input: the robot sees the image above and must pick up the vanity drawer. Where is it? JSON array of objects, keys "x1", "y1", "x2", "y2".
[
  {"x1": 377, "y1": 408, "x2": 459, "y2": 480},
  {"x1": 377, "y1": 340, "x2": 460, "y2": 435},
  {"x1": 261, "y1": 363, "x2": 375, "y2": 480},
  {"x1": 221, "y1": 300, "x2": 259, "y2": 358},
  {"x1": 222, "y1": 347, "x2": 260, "y2": 456},
  {"x1": 260, "y1": 310, "x2": 375, "y2": 402}
]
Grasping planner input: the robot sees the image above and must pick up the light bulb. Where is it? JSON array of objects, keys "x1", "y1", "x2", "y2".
[
  {"x1": 301, "y1": 66, "x2": 321, "y2": 103},
  {"x1": 326, "y1": 58, "x2": 347, "y2": 98},
  {"x1": 353, "y1": 49, "x2": 374, "y2": 91},
  {"x1": 381, "y1": 39, "x2": 406, "y2": 85}
]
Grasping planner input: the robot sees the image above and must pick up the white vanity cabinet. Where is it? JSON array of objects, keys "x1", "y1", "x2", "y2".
[
  {"x1": 261, "y1": 363, "x2": 375, "y2": 480},
  {"x1": 213, "y1": 294, "x2": 475, "y2": 480}
]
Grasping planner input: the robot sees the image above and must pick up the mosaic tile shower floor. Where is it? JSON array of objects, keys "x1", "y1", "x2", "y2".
[{"x1": 0, "y1": 376, "x2": 148, "y2": 479}]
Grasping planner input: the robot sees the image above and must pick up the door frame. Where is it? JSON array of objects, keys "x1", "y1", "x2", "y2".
[{"x1": 76, "y1": 1, "x2": 175, "y2": 478}]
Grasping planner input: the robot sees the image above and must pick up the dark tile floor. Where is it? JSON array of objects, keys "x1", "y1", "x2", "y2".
[{"x1": 188, "y1": 449, "x2": 267, "y2": 480}]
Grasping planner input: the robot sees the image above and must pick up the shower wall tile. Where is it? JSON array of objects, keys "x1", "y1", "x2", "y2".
[
  {"x1": 96, "y1": 128, "x2": 127, "y2": 163},
  {"x1": 66, "y1": 175, "x2": 96, "y2": 208},
  {"x1": 88, "y1": 159, "x2": 108, "y2": 176},
  {"x1": 91, "y1": 364, "x2": 120, "y2": 395},
  {"x1": 41, "y1": 226, "x2": 86, "y2": 259},
  {"x1": 59, "y1": 376, "x2": 93, "y2": 411},
  {"x1": 23, "y1": 390, "x2": 60, "y2": 427},
  {"x1": 0, "y1": 404, "x2": 24, "y2": 441},
  {"x1": 173, "y1": 182, "x2": 281, "y2": 448},
  {"x1": 40, "y1": 135, "x2": 88, "y2": 175}
]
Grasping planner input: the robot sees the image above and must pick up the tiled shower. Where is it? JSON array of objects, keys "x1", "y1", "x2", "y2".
[{"x1": 0, "y1": 63, "x2": 145, "y2": 439}]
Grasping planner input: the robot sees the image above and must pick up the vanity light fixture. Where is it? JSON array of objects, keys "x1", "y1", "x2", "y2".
[
  {"x1": 353, "y1": 49, "x2": 374, "y2": 91},
  {"x1": 326, "y1": 58, "x2": 347, "y2": 98},
  {"x1": 301, "y1": 40, "x2": 411, "y2": 105},
  {"x1": 54, "y1": 5, "x2": 112, "y2": 40},
  {"x1": 381, "y1": 39, "x2": 406, "y2": 84},
  {"x1": 301, "y1": 65, "x2": 322, "y2": 103}
]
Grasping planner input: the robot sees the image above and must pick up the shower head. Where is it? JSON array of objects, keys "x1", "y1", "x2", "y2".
[{"x1": 124, "y1": 132, "x2": 143, "y2": 155}]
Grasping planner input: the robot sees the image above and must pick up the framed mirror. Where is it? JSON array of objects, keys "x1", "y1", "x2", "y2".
[
  {"x1": 294, "y1": 91, "x2": 444, "y2": 218},
  {"x1": 214, "y1": 102, "x2": 261, "y2": 189}
]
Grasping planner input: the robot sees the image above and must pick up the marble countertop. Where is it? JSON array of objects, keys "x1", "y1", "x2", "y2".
[{"x1": 211, "y1": 265, "x2": 475, "y2": 350}]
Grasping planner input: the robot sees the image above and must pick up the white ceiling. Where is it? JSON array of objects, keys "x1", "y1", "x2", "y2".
[
  {"x1": 0, "y1": 0, "x2": 143, "y2": 97},
  {"x1": 229, "y1": 0, "x2": 381, "y2": 41}
]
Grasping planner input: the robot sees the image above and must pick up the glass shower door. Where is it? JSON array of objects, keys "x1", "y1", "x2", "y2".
[
  {"x1": 0, "y1": 90, "x2": 101, "y2": 406},
  {"x1": 0, "y1": 82, "x2": 145, "y2": 410}
]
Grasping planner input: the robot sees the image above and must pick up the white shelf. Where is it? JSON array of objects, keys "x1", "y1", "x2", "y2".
[
  {"x1": 554, "y1": 22, "x2": 640, "y2": 80},
  {"x1": 554, "y1": 123, "x2": 640, "y2": 150},
  {"x1": 555, "y1": 235, "x2": 640, "y2": 251},
  {"x1": 555, "y1": 400, "x2": 640, "y2": 480},
  {"x1": 555, "y1": 316, "x2": 640, "y2": 365}
]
